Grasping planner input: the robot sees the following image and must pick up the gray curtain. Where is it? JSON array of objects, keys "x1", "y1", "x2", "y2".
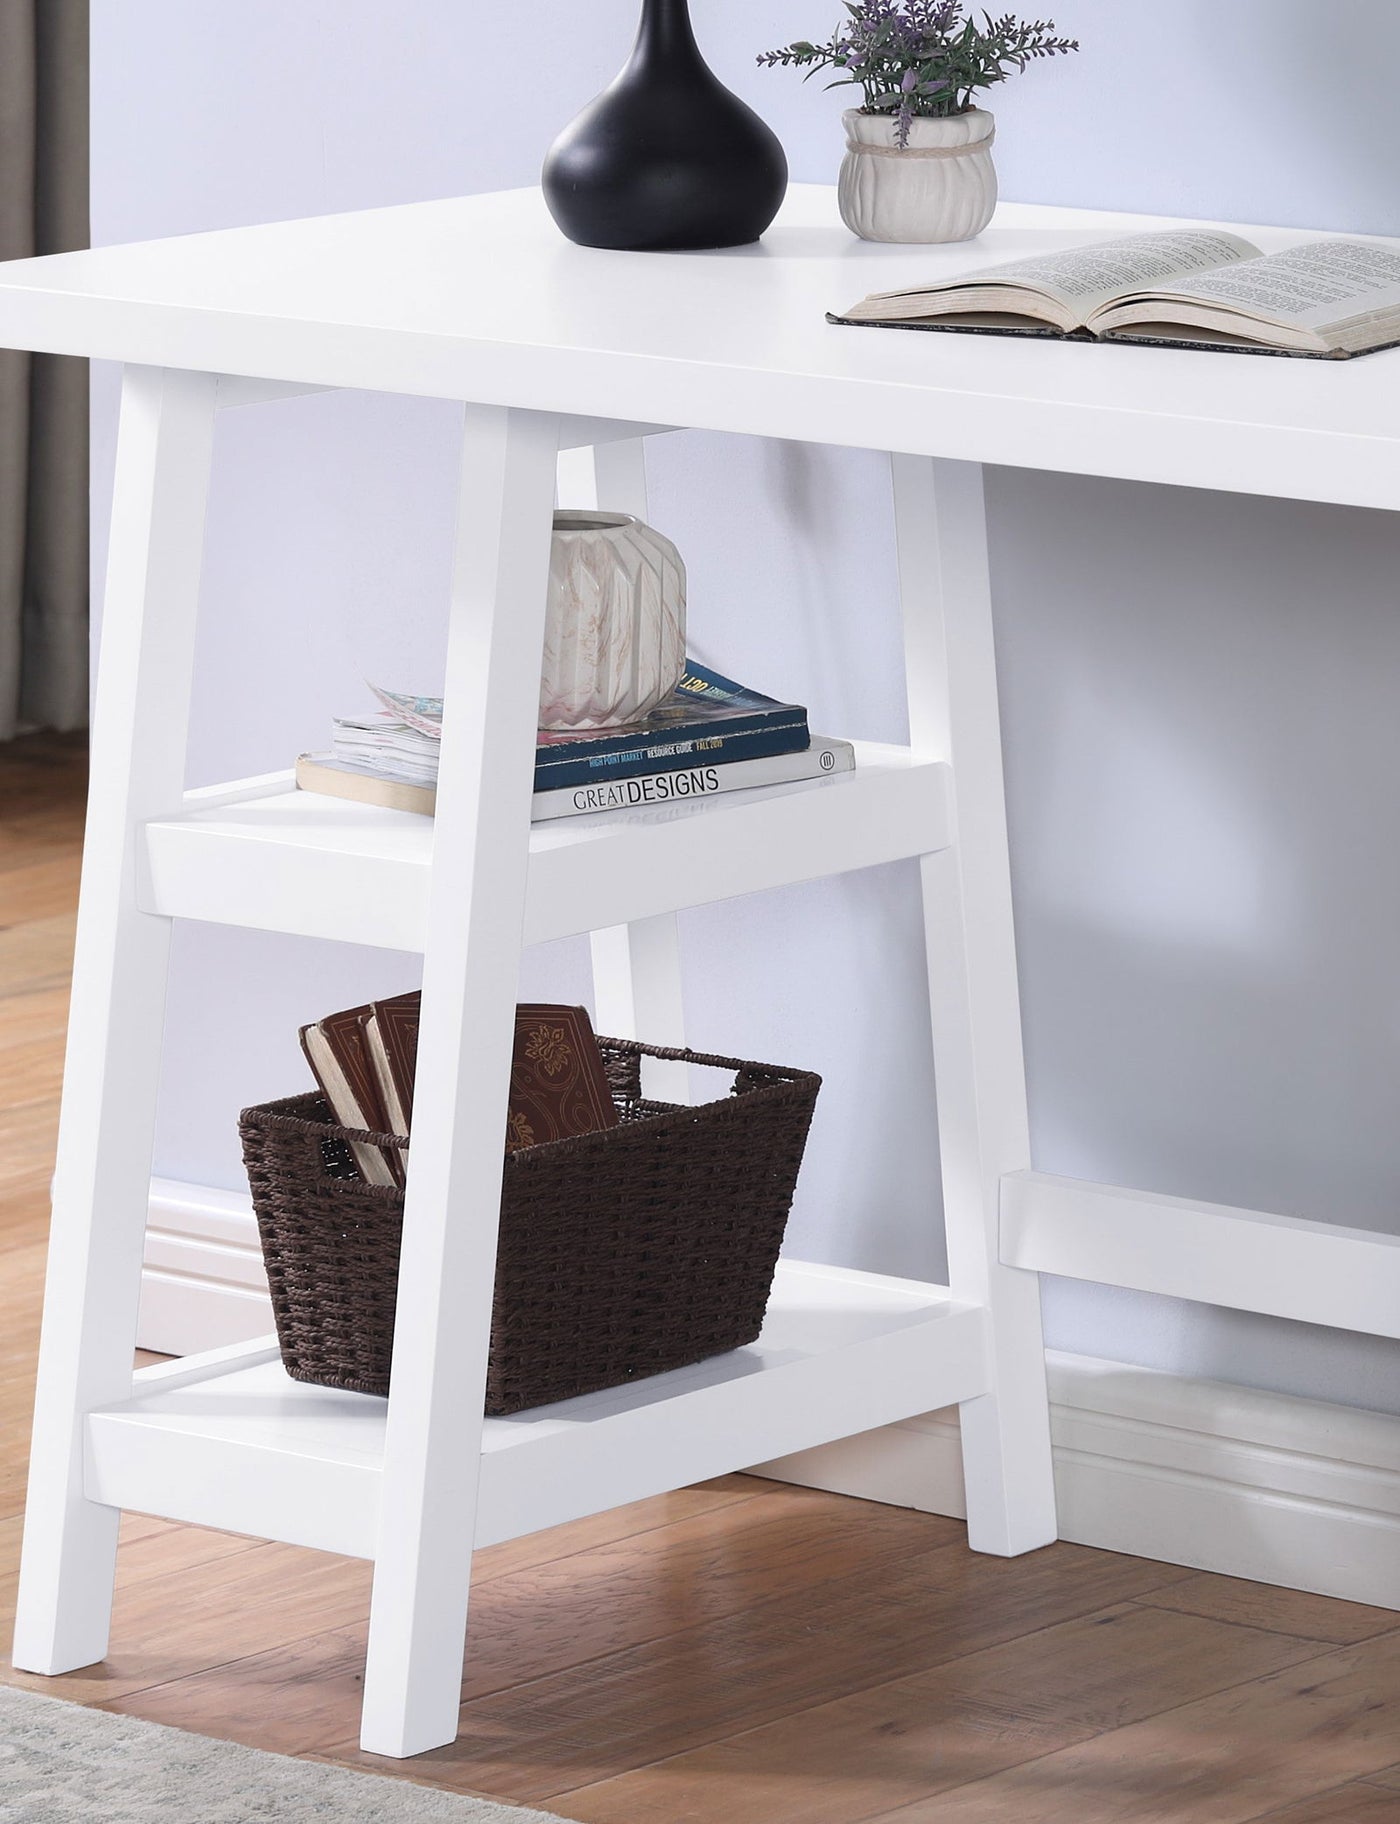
[{"x1": 0, "y1": 0, "x2": 88, "y2": 739}]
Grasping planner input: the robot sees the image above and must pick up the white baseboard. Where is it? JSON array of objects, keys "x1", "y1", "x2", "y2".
[
  {"x1": 141, "y1": 1180, "x2": 1400, "y2": 1611},
  {"x1": 140, "y1": 1178, "x2": 274, "y2": 1357},
  {"x1": 756, "y1": 1353, "x2": 1400, "y2": 1610}
]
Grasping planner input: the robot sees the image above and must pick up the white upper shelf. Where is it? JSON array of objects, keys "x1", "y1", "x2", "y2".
[
  {"x1": 0, "y1": 186, "x2": 1394, "y2": 508},
  {"x1": 142, "y1": 745, "x2": 950, "y2": 950}
]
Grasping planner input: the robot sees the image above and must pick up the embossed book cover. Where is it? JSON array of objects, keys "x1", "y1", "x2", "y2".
[{"x1": 506, "y1": 1004, "x2": 620, "y2": 1151}]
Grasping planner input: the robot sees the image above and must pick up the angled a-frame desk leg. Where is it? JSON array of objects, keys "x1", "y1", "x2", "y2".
[
  {"x1": 561, "y1": 434, "x2": 691, "y2": 1102},
  {"x1": 13, "y1": 366, "x2": 219, "y2": 1673},
  {"x1": 892, "y1": 453, "x2": 1057, "y2": 1556},
  {"x1": 359, "y1": 404, "x2": 560, "y2": 1759}
]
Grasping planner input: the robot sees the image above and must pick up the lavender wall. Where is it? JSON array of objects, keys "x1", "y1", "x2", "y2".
[{"x1": 92, "y1": 0, "x2": 1400, "y2": 1413}]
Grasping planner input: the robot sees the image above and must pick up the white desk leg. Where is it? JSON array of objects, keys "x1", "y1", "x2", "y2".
[
  {"x1": 558, "y1": 436, "x2": 691, "y2": 1099},
  {"x1": 892, "y1": 454, "x2": 1057, "y2": 1557},
  {"x1": 360, "y1": 404, "x2": 559, "y2": 1759},
  {"x1": 555, "y1": 433, "x2": 648, "y2": 524},
  {"x1": 590, "y1": 915, "x2": 689, "y2": 1097},
  {"x1": 13, "y1": 367, "x2": 218, "y2": 1672}
]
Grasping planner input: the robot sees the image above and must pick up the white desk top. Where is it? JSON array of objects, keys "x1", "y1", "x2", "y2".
[{"x1": 0, "y1": 183, "x2": 1393, "y2": 509}]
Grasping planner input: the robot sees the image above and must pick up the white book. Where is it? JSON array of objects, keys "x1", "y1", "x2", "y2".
[{"x1": 295, "y1": 736, "x2": 856, "y2": 823}]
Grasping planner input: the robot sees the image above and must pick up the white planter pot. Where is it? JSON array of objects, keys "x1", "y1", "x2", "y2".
[
  {"x1": 838, "y1": 107, "x2": 996, "y2": 244},
  {"x1": 540, "y1": 510, "x2": 687, "y2": 730}
]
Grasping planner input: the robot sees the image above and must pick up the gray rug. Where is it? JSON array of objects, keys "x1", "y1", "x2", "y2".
[{"x1": 0, "y1": 1685, "x2": 563, "y2": 1822}]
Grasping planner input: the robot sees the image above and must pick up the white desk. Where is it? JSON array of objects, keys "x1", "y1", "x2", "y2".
[{"x1": 4, "y1": 183, "x2": 1391, "y2": 1759}]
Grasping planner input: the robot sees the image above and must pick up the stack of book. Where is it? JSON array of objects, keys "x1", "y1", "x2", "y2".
[
  {"x1": 299, "y1": 994, "x2": 620, "y2": 1182},
  {"x1": 296, "y1": 662, "x2": 854, "y2": 822}
]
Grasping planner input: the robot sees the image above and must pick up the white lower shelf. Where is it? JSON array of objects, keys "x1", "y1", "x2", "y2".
[
  {"x1": 87, "y1": 1258, "x2": 987, "y2": 1558},
  {"x1": 139, "y1": 745, "x2": 951, "y2": 950}
]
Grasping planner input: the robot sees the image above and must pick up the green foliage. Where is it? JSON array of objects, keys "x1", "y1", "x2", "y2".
[{"x1": 759, "y1": 4, "x2": 1078, "y2": 146}]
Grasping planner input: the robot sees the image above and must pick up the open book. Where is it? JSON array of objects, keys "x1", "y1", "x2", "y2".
[{"x1": 835, "y1": 229, "x2": 1400, "y2": 358}]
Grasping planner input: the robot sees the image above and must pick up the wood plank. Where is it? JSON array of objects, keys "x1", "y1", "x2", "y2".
[
  {"x1": 0, "y1": 913, "x2": 76, "y2": 999},
  {"x1": 0, "y1": 855, "x2": 83, "y2": 928},
  {"x1": 97, "y1": 1486, "x2": 961, "y2": 1753},
  {"x1": 469, "y1": 1476, "x2": 763, "y2": 1587},
  {"x1": 552, "y1": 1601, "x2": 1332, "y2": 1824},
  {"x1": 0, "y1": 728, "x2": 87, "y2": 779},
  {"x1": 0, "y1": 815, "x2": 85, "y2": 868},
  {"x1": 0, "y1": 1231, "x2": 50, "y2": 1290},
  {"x1": 0, "y1": 793, "x2": 86, "y2": 855},
  {"x1": 1248, "y1": 1788, "x2": 1400, "y2": 1822},
  {"x1": 93, "y1": 1489, "x2": 769, "y2": 1755},
  {"x1": 0, "y1": 1106, "x2": 59, "y2": 1195},
  {"x1": 456, "y1": 1488, "x2": 966, "y2": 1702},
  {"x1": 0, "y1": 1511, "x2": 261, "y2": 1633},
  {"x1": 98, "y1": 1624, "x2": 372, "y2": 1757},
  {"x1": 0, "y1": 1244, "x2": 53, "y2": 1349},
  {"x1": 0, "y1": 986, "x2": 72, "y2": 1053},
  {"x1": 0, "y1": 775, "x2": 86, "y2": 823},
  {"x1": 86, "y1": 1482, "x2": 768, "y2": 1756},
  {"x1": 851, "y1": 1633, "x2": 1400, "y2": 1824},
  {"x1": 0, "y1": 1508, "x2": 173, "y2": 1567},
  {"x1": 2, "y1": 1542, "x2": 373, "y2": 1702},
  {"x1": 0, "y1": 1036, "x2": 66, "y2": 1119},
  {"x1": 1140, "y1": 1573, "x2": 1400, "y2": 1645},
  {"x1": 315, "y1": 1543, "x2": 1196, "y2": 1803}
]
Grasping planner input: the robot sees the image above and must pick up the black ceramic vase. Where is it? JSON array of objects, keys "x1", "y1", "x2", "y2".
[{"x1": 542, "y1": 0, "x2": 788, "y2": 252}]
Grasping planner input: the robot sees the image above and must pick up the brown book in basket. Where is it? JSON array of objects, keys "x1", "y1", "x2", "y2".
[
  {"x1": 506, "y1": 1004, "x2": 620, "y2": 1151},
  {"x1": 358, "y1": 993, "x2": 619, "y2": 1155},
  {"x1": 298, "y1": 1005, "x2": 402, "y2": 1187},
  {"x1": 363, "y1": 991, "x2": 420, "y2": 1136}
]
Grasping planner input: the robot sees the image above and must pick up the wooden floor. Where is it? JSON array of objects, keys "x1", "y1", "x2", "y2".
[{"x1": 5, "y1": 733, "x2": 1400, "y2": 1823}]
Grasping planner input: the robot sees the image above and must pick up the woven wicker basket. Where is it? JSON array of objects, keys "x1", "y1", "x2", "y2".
[{"x1": 238, "y1": 1038, "x2": 820, "y2": 1415}]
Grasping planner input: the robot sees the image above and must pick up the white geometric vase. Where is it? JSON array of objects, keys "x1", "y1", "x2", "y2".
[
  {"x1": 539, "y1": 510, "x2": 687, "y2": 730},
  {"x1": 838, "y1": 107, "x2": 997, "y2": 244}
]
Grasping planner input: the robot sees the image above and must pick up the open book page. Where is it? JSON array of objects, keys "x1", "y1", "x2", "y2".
[
  {"x1": 845, "y1": 229, "x2": 1261, "y2": 331},
  {"x1": 1090, "y1": 239, "x2": 1400, "y2": 352}
]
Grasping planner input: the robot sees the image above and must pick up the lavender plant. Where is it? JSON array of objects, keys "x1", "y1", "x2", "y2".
[{"x1": 759, "y1": 3, "x2": 1078, "y2": 147}]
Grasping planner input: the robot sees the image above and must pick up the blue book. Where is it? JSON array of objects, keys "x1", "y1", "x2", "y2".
[{"x1": 532, "y1": 663, "x2": 809, "y2": 792}]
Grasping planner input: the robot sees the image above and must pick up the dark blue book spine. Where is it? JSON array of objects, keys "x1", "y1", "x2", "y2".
[
  {"x1": 543, "y1": 705, "x2": 798, "y2": 760},
  {"x1": 533, "y1": 719, "x2": 809, "y2": 792}
]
